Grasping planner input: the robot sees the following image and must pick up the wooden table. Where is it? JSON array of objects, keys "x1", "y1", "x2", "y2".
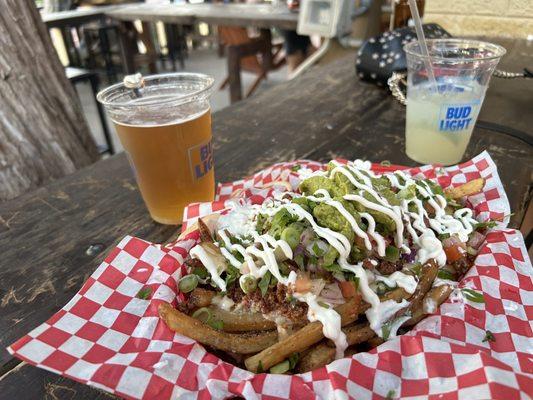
[
  {"x1": 105, "y1": 3, "x2": 298, "y2": 30},
  {"x1": 106, "y1": 3, "x2": 298, "y2": 103},
  {"x1": 0, "y1": 55, "x2": 531, "y2": 398},
  {"x1": 42, "y1": 6, "x2": 119, "y2": 29},
  {"x1": 42, "y1": 6, "x2": 123, "y2": 68}
]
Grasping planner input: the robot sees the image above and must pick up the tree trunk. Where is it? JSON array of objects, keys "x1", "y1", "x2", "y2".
[{"x1": 0, "y1": 0, "x2": 99, "y2": 201}]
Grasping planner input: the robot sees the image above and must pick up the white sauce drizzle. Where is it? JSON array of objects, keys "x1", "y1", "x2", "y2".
[
  {"x1": 374, "y1": 271, "x2": 418, "y2": 294},
  {"x1": 295, "y1": 292, "x2": 348, "y2": 359},
  {"x1": 189, "y1": 246, "x2": 227, "y2": 291}
]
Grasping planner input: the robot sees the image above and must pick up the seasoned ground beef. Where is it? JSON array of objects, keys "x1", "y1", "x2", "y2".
[
  {"x1": 362, "y1": 257, "x2": 402, "y2": 275},
  {"x1": 450, "y1": 255, "x2": 474, "y2": 277},
  {"x1": 184, "y1": 257, "x2": 204, "y2": 270},
  {"x1": 241, "y1": 283, "x2": 308, "y2": 322},
  {"x1": 226, "y1": 283, "x2": 245, "y2": 304},
  {"x1": 376, "y1": 260, "x2": 402, "y2": 275}
]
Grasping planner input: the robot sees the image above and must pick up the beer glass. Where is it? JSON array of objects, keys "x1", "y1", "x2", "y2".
[
  {"x1": 97, "y1": 73, "x2": 215, "y2": 224},
  {"x1": 404, "y1": 39, "x2": 505, "y2": 165}
]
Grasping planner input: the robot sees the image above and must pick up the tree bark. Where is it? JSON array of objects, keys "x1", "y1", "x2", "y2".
[{"x1": 0, "y1": 0, "x2": 99, "y2": 201}]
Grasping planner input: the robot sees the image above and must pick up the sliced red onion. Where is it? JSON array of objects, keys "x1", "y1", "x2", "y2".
[
  {"x1": 300, "y1": 228, "x2": 315, "y2": 247},
  {"x1": 294, "y1": 243, "x2": 306, "y2": 257},
  {"x1": 442, "y1": 235, "x2": 462, "y2": 249},
  {"x1": 310, "y1": 279, "x2": 326, "y2": 296},
  {"x1": 467, "y1": 231, "x2": 485, "y2": 250},
  {"x1": 320, "y1": 282, "x2": 344, "y2": 301},
  {"x1": 320, "y1": 282, "x2": 344, "y2": 303},
  {"x1": 401, "y1": 248, "x2": 417, "y2": 263}
]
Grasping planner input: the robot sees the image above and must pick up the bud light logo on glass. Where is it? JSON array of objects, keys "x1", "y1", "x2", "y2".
[
  {"x1": 189, "y1": 140, "x2": 213, "y2": 181},
  {"x1": 439, "y1": 103, "x2": 477, "y2": 132}
]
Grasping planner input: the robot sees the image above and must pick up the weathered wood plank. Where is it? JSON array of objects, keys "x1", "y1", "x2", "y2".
[
  {"x1": 0, "y1": 362, "x2": 116, "y2": 399},
  {"x1": 0, "y1": 155, "x2": 176, "y2": 366}
]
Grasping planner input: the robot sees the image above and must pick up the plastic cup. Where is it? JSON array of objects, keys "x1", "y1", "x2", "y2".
[
  {"x1": 97, "y1": 73, "x2": 215, "y2": 225},
  {"x1": 404, "y1": 39, "x2": 506, "y2": 165}
]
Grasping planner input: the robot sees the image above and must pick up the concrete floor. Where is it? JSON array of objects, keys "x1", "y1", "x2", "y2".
[{"x1": 75, "y1": 47, "x2": 288, "y2": 153}]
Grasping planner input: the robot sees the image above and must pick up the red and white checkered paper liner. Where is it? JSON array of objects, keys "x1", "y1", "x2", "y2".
[{"x1": 8, "y1": 151, "x2": 533, "y2": 399}]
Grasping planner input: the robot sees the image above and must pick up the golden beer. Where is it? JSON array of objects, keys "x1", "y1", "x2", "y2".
[{"x1": 98, "y1": 73, "x2": 215, "y2": 224}]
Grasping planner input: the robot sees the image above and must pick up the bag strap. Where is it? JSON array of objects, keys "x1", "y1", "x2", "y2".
[{"x1": 388, "y1": 68, "x2": 532, "y2": 106}]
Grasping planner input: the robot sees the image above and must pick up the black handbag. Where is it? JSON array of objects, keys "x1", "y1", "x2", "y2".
[{"x1": 356, "y1": 24, "x2": 452, "y2": 87}]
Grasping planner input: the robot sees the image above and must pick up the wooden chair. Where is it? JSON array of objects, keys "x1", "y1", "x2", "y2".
[{"x1": 218, "y1": 26, "x2": 284, "y2": 98}]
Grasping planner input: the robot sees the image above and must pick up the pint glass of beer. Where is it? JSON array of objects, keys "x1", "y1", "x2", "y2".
[{"x1": 97, "y1": 73, "x2": 215, "y2": 224}]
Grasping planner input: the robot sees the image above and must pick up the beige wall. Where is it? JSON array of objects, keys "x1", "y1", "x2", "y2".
[{"x1": 424, "y1": 0, "x2": 533, "y2": 39}]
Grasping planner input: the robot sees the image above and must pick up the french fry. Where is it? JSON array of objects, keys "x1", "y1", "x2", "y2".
[
  {"x1": 399, "y1": 260, "x2": 439, "y2": 318},
  {"x1": 159, "y1": 303, "x2": 278, "y2": 354},
  {"x1": 445, "y1": 178, "x2": 485, "y2": 199},
  {"x1": 296, "y1": 342, "x2": 332, "y2": 373},
  {"x1": 297, "y1": 323, "x2": 375, "y2": 373},
  {"x1": 198, "y1": 218, "x2": 214, "y2": 242},
  {"x1": 245, "y1": 287, "x2": 411, "y2": 373},
  {"x1": 177, "y1": 214, "x2": 220, "y2": 241},
  {"x1": 404, "y1": 284, "x2": 453, "y2": 327},
  {"x1": 366, "y1": 337, "x2": 385, "y2": 347},
  {"x1": 244, "y1": 295, "x2": 362, "y2": 373},
  {"x1": 188, "y1": 288, "x2": 216, "y2": 309},
  {"x1": 207, "y1": 306, "x2": 276, "y2": 332}
]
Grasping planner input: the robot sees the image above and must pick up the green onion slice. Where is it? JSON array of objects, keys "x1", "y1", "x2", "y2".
[
  {"x1": 269, "y1": 360, "x2": 290, "y2": 374},
  {"x1": 178, "y1": 274, "x2": 199, "y2": 293}
]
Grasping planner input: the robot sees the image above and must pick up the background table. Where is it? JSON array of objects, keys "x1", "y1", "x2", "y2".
[
  {"x1": 107, "y1": 3, "x2": 298, "y2": 102},
  {"x1": 0, "y1": 51, "x2": 531, "y2": 397}
]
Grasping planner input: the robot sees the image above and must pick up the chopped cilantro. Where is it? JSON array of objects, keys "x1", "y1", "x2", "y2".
[
  {"x1": 208, "y1": 319, "x2": 224, "y2": 331},
  {"x1": 317, "y1": 301, "x2": 330, "y2": 309},
  {"x1": 462, "y1": 288, "x2": 485, "y2": 303},
  {"x1": 288, "y1": 353, "x2": 299, "y2": 369},
  {"x1": 294, "y1": 253, "x2": 305, "y2": 269},
  {"x1": 410, "y1": 263, "x2": 422, "y2": 277},
  {"x1": 380, "y1": 160, "x2": 392, "y2": 167},
  {"x1": 323, "y1": 263, "x2": 343, "y2": 273},
  {"x1": 483, "y1": 330, "x2": 495, "y2": 343},
  {"x1": 192, "y1": 266, "x2": 208, "y2": 279},
  {"x1": 224, "y1": 265, "x2": 240, "y2": 287},
  {"x1": 258, "y1": 271, "x2": 272, "y2": 297},
  {"x1": 136, "y1": 287, "x2": 152, "y2": 300},
  {"x1": 382, "y1": 322, "x2": 392, "y2": 340},
  {"x1": 255, "y1": 213, "x2": 268, "y2": 234},
  {"x1": 397, "y1": 184, "x2": 416, "y2": 200},
  {"x1": 312, "y1": 241, "x2": 325, "y2": 256},
  {"x1": 438, "y1": 233, "x2": 451, "y2": 240},
  {"x1": 437, "y1": 269, "x2": 456, "y2": 280},
  {"x1": 474, "y1": 220, "x2": 498, "y2": 230},
  {"x1": 424, "y1": 179, "x2": 444, "y2": 196},
  {"x1": 386, "y1": 389, "x2": 396, "y2": 399},
  {"x1": 384, "y1": 246, "x2": 400, "y2": 262},
  {"x1": 347, "y1": 274, "x2": 360, "y2": 288},
  {"x1": 291, "y1": 165, "x2": 301, "y2": 171}
]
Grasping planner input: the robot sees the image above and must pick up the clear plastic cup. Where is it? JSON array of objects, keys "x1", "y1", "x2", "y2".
[
  {"x1": 404, "y1": 39, "x2": 506, "y2": 165},
  {"x1": 97, "y1": 73, "x2": 215, "y2": 225}
]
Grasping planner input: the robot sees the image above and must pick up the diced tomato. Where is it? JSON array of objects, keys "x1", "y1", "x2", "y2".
[
  {"x1": 444, "y1": 243, "x2": 465, "y2": 262},
  {"x1": 295, "y1": 276, "x2": 312, "y2": 293},
  {"x1": 339, "y1": 281, "x2": 357, "y2": 299}
]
